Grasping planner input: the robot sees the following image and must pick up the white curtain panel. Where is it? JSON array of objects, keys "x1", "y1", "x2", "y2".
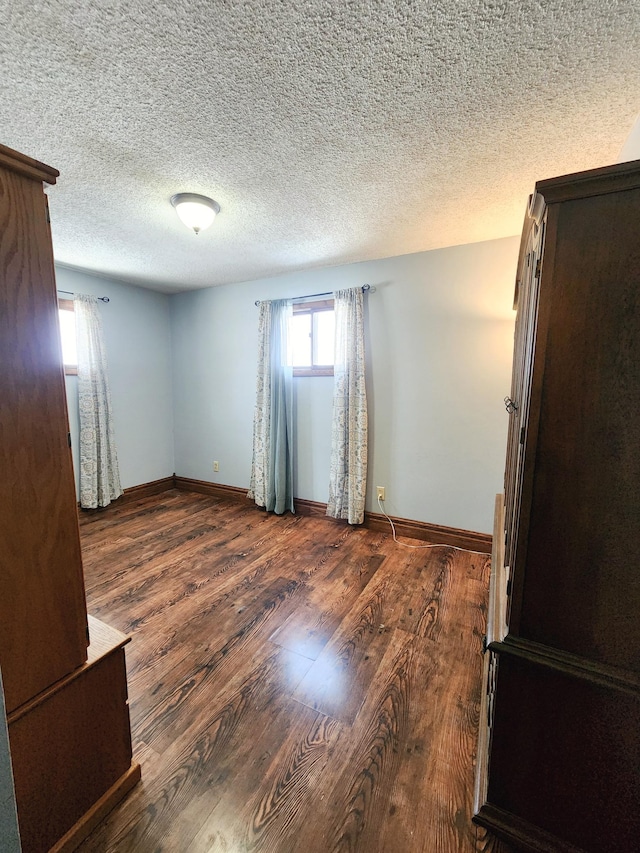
[
  {"x1": 74, "y1": 294, "x2": 123, "y2": 509},
  {"x1": 327, "y1": 287, "x2": 368, "y2": 524},
  {"x1": 248, "y1": 300, "x2": 273, "y2": 509},
  {"x1": 248, "y1": 299, "x2": 295, "y2": 514}
]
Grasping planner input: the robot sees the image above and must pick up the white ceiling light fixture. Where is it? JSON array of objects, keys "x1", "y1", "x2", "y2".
[{"x1": 171, "y1": 193, "x2": 221, "y2": 235}]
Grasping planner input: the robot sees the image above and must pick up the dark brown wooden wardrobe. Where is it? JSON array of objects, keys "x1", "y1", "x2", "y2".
[
  {"x1": 0, "y1": 143, "x2": 140, "y2": 852},
  {"x1": 474, "y1": 158, "x2": 640, "y2": 853}
]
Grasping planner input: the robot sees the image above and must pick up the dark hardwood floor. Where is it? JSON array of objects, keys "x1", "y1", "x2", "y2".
[{"x1": 74, "y1": 489, "x2": 505, "y2": 853}]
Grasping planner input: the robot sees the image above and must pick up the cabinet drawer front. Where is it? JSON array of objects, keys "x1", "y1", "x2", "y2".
[
  {"x1": 9, "y1": 649, "x2": 133, "y2": 853},
  {"x1": 488, "y1": 653, "x2": 640, "y2": 853}
]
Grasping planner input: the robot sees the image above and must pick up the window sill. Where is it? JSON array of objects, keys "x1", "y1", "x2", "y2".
[{"x1": 293, "y1": 366, "x2": 334, "y2": 378}]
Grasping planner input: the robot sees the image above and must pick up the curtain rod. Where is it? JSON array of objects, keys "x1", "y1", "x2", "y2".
[
  {"x1": 255, "y1": 283, "x2": 371, "y2": 307},
  {"x1": 57, "y1": 289, "x2": 110, "y2": 303}
]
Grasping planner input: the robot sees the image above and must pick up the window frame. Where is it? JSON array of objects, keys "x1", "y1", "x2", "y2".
[
  {"x1": 291, "y1": 299, "x2": 335, "y2": 377},
  {"x1": 58, "y1": 297, "x2": 78, "y2": 375}
]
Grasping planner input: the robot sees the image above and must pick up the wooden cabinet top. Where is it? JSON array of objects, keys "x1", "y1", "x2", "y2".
[
  {"x1": 536, "y1": 157, "x2": 640, "y2": 204},
  {"x1": 0, "y1": 142, "x2": 58, "y2": 184}
]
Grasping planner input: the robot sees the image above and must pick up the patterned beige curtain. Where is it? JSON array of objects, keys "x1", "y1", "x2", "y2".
[
  {"x1": 248, "y1": 299, "x2": 295, "y2": 514},
  {"x1": 327, "y1": 287, "x2": 368, "y2": 524},
  {"x1": 74, "y1": 294, "x2": 123, "y2": 509}
]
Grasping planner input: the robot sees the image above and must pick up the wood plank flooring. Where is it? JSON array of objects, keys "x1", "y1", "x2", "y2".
[{"x1": 75, "y1": 489, "x2": 504, "y2": 853}]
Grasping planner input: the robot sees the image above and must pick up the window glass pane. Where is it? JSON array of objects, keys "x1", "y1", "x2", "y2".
[
  {"x1": 314, "y1": 310, "x2": 335, "y2": 365},
  {"x1": 58, "y1": 308, "x2": 77, "y2": 365},
  {"x1": 290, "y1": 313, "x2": 311, "y2": 367}
]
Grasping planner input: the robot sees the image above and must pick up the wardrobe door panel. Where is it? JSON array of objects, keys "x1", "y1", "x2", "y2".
[
  {"x1": 0, "y1": 159, "x2": 88, "y2": 713},
  {"x1": 488, "y1": 654, "x2": 640, "y2": 853},
  {"x1": 517, "y1": 189, "x2": 640, "y2": 671},
  {"x1": 475, "y1": 159, "x2": 640, "y2": 853}
]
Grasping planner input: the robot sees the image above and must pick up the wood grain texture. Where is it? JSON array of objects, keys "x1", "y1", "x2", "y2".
[
  {"x1": 474, "y1": 822, "x2": 517, "y2": 853},
  {"x1": 0, "y1": 158, "x2": 88, "y2": 713},
  {"x1": 50, "y1": 764, "x2": 141, "y2": 853},
  {"x1": 174, "y1": 475, "x2": 492, "y2": 552},
  {"x1": 475, "y1": 804, "x2": 586, "y2": 853},
  {"x1": 0, "y1": 142, "x2": 59, "y2": 184},
  {"x1": 75, "y1": 491, "x2": 495, "y2": 853},
  {"x1": 481, "y1": 160, "x2": 640, "y2": 853},
  {"x1": 8, "y1": 625, "x2": 135, "y2": 853},
  {"x1": 516, "y1": 187, "x2": 640, "y2": 671}
]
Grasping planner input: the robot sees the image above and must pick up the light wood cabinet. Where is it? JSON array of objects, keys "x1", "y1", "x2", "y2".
[
  {"x1": 0, "y1": 143, "x2": 140, "y2": 852},
  {"x1": 0, "y1": 145, "x2": 88, "y2": 714},
  {"x1": 9, "y1": 617, "x2": 140, "y2": 853},
  {"x1": 474, "y1": 159, "x2": 640, "y2": 853}
]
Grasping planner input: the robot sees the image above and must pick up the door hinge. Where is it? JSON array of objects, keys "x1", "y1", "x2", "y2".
[
  {"x1": 68, "y1": 432, "x2": 72, "y2": 448},
  {"x1": 535, "y1": 258, "x2": 542, "y2": 279},
  {"x1": 44, "y1": 195, "x2": 51, "y2": 224},
  {"x1": 506, "y1": 578, "x2": 513, "y2": 597},
  {"x1": 520, "y1": 426, "x2": 525, "y2": 445}
]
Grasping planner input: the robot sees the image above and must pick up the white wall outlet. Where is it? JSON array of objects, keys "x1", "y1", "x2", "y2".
[
  {"x1": 213, "y1": 461, "x2": 219, "y2": 472},
  {"x1": 376, "y1": 486, "x2": 385, "y2": 501}
]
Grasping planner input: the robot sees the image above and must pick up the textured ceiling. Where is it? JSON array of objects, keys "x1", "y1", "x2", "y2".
[{"x1": 1, "y1": 1, "x2": 639, "y2": 293}]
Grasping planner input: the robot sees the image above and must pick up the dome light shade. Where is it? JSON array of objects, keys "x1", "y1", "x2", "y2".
[{"x1": 171, "y1": 193, "x2": 220, "y2": 234}]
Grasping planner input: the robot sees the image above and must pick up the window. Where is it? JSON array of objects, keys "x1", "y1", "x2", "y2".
[
  {"x1": 58, "y1": 298, "x2": 78, "y2": 375},
  {"x1": 290, "y1": 299, "x2": 335, "y2": 377}
]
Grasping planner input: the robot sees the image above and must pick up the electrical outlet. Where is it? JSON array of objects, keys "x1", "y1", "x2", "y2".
[
  {"x1": 376, "y1": 486, "x2": 385, "y2": 501},
  {"x1": 213, "y1": 461, "x2": 219, "y2": 472}
]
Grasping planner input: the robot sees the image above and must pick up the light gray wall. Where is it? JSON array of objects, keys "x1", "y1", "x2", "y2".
[
  {"x1": 55, "y1": 266, "x2": 175, "y2": 493},
  {"x1": 0, "y1": 671, "x2": 21, "y2": 852},
  {"x1": 618, "y1": 113, "x2": 640, "y2": 162},
  {"x1": 171, "y1": 235, "x2": 520, "y2": 534}
]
